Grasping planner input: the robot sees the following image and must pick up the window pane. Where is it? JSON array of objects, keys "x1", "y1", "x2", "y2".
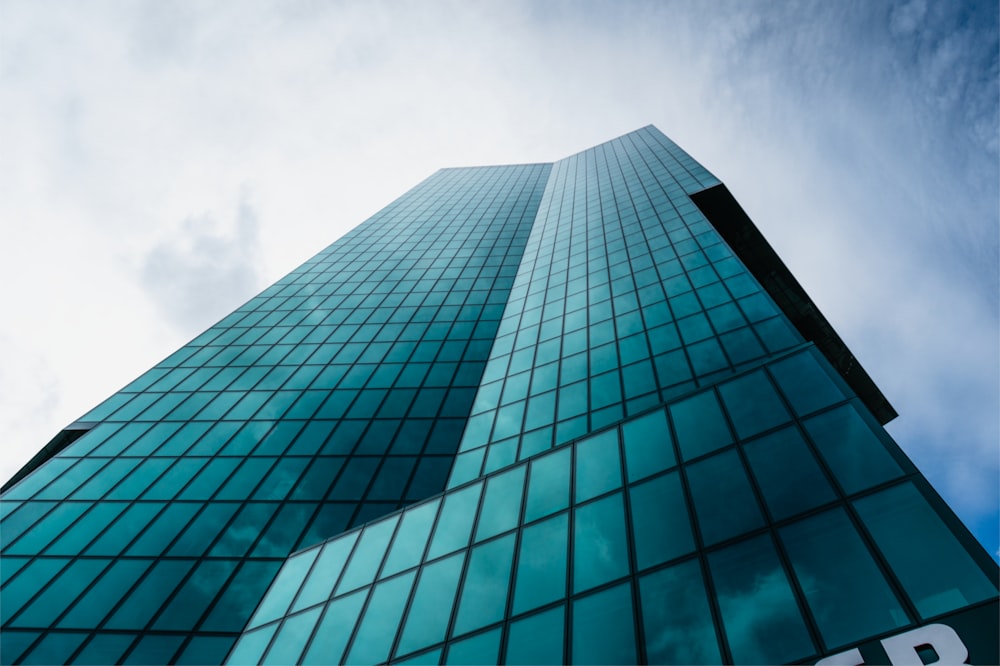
[
  {"x1": 396, "y1": 552, "x2": 466, "y2": 658},
  {"x1": 524, "y1": 447, "x2": 570, "y2": 523},
  {"x1": 453, "y1": 533, "x2": 515, "y2": 636},
  {"x1": 301, "y1": 590, "x2": 366, "y2": 665},
  {"x1": 629, "y1": 471, "x2": 694, "y2": 569},
  {"x1": 344, "y1": 571, "x2": 415, "y2": 665},
  {"x1": 445, "y1": 627, "x2": 501, "y2": 665},
  {"x1": 573, "y1": 493, "x2": 629, "y2": 593},
  {"x1": 708, "y1": 534, "x2": 814, "y2": 664},
  {"x1": 337, "y1": 516, "x2": 399, "y2": 593},
  {"x1": 769, "y1": 350, "x2": 843, "y2": 417},
  {"x1": 505, "y1": 606, "x2": 564, "y2": 665},
  {"x1": 574, "y1": 429, "x2": 622, "y2": 503},
  {"x1": 803, "y1": 404, "x2": 902, "y2": 495},
  {"x1": 718, "y1": 370, "x2": 790, "y2": 439},
  {"x1": 427, "y1": 483, "x2": 483, "y2": 559},
  {"x1": 686, "y1": 449, "x2": 764, "y2": 546},
  {"x1": 621, "y1": 408, "x2": 675, "y2": 482},
  {"x1": 639, "y1": 559, "x2": 720, "y2": 665},
  {"x1": 292, "y1": 533, "x2": 359, "y2": 612},
  {"x1": 250, "y1": 547, "x2": 319, "y2": 628},
  {"x1": 743, "y1": 426, "x2": 836, "y2": 520},
  {"x1": 512, "y1": 513, "x2": 568, "y2": 614},
  {"x1": 669, "y1": 390, "x2": 732, "y2": 460},
  {"x1": 571, "y1": 582, "x2": 636, "y2": 665},
  {"x1": 382, "y1": 499, "x2": 440, "y2": 577},
  {"x1": 854, "y1": 483, "x2": 997, "y2": 618},
  {"x1": 475, "y1": 466, "x2": 525, "y2": 542},
  {"x1": 780, "y1": 507, "x2": 908, "y2": 648},
  {"x1": 262, "y1": 606, "x2": 321, "y2": 665}
]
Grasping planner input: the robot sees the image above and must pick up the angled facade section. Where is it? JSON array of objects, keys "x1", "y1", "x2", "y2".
[{"x1": 1, "y1": 127, "x2": 996, "y2": 666}]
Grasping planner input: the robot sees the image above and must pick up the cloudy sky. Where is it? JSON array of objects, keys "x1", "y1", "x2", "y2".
[{"x1": 1, "y1": 0, "x2": 997, "y2": 556}]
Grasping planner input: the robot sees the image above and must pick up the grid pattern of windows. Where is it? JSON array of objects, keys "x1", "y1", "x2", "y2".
[
  {"x1": 226, "y1": 347, "x2": 997, "y2": 665},
  {"x1": 452, "y1": 127, "x2": 800, "y2": 484},
  {"x1": 2, "y1": 126, "x2": 996, "y2": 666},
  {"x1": 0, "y1": 164, "x2": 551, "y2": 664}
]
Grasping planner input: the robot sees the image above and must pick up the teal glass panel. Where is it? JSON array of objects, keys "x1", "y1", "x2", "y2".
[
  {"x1": 571, "y1": 582, "x2": 636, "y2": 665},
  {"x1": 639, "y1": 559, "x2": 721, "y2": 664},
  {"x1": 18, "y1": 632, "x2": 88, "y2": 666},
  {"x1": 177, "y1": 458, "x2": 240, "y2": 500},
  {"x1": 574, "y1": 428, "x2": 622, "y2": 503},
  {"x1": 69, "y1": 458, "x2": 135, "y2": 498},
  {"x1": 427, "y1": 482, "x2": 482, "y2": 559},
  {"x1": 524, "y1": 447, "x2": 570, "y2": 522},
  {"x1": 250, "y1": 547, "x2": 320, "y2": 628},
  {"x1": 104, "y1": 458, "x2": 173, "y2": 500},
  {"x1": 337, "y1": 515, "x2": 399, "y2": 593},
  {"x1": 167, "y1": 503, "x2": 239, "y2": 557},
  {"x1": 482, "y1": 438, "x2": 517, "y2": 474},
  {"x1": 344, "y1": 571, "x2": 415, "y2": 665},
  {"x1": 573, "y1": 493, "x2": 629, "y2": 593},
  {"x1": 854, "y1": 482, "x2": 997, "y2": 618},
  {"x1": 621, "y1": 408, "x2": 675, "y2": 482},
  {"x1": 4, "y1": 502, "x2": 88, "y2": 555},
  {"x1": 292, "y1": 536, "x2": 358, "y2": 612},
  {"x1": 453, "y1": 533, "x2": 516, "y2": 636},
  {"x1": 84, "y1": 502, "x2": 162, "y2": 555},
  {"x1": 669, "y1": 390, "x2": 732, "y2": 460},
  {"x1": 743, "y1": 426, "x2": 836, "y2": 520},
  {"x1": 300, "y1": 589, "x2": 366, "y2": 665},
  {"x1": 445, "y1": 627, "x2": 501, "y2": 665},
  {"x1": 45, "y1": 502, "x2": 126, "y2": 555},
  {"x1": 448, "y1": 449, "x2": 484, "y2": 488},
  {"x1": 176, "y1": 636, "x2": 235, "y2": 665},
  {"x1": 768, "y1": 350, "x2": 844, "y2": 417},
  {"x1": 396, "y1": 648, "x2": 442, "y2": 665},
  {"x1": 127, "y1": 502, "x2": 200, "y2": 555},
  {"x1": 0, "y1": 559, "x2": 63, "y2": 624},
  {"x1": 1, "y1": 502, "x2": 49, "y2": 547},
  {"x1": 629, "y1": 471, "x2": 694, "y2": 569},
  {"x1": 211, "y1": 502, "x2": 280, "y2": 557},
  {"x1": 154, "y1": 559, "x2": 239, "y2": 631},
  {"x1": 708, "y1": 534, "x2": 814, "y2": 664},
  {"x1": 202, "y1": 560, "x2": 283, "y2": 633},
  {"x1": 125, "y1": 635, "x2": 185, "y2": 665},
  {"x1": 58, "y1": 559, "x2": 151, "y2": 628},
  {"x1": 518, "y1": 426, "x2": 552, "y2": 459},
  {"x1": 780, "y1": 507, "x2": 908, "y2": 648},
  {"x1": 0, "y1": 629, "x2": 39, "y2": 665},
  {"x1": 72, "y1": 633, "x2": 134, "y2": 665},
  {"x1": 512, "y1": 512, "x2": 568, "y2": 614},
  {"x1": 262, "y1": 606, "x2": 322, "y2": 665},
  {"x1": 106, "y1": 559, "x2": 196, "y2": 630},
  {"x1": 803, "y1": 404, "x2": 903, "y2": 494},
  {"x1": 505, "y1": 606, "x2": 564, "y2": 665},
  {"x1": 396, "y1": 552, "x2": 465, "y2": 657},
  {"x1": 686, "y1": 449, "x2": 764, "y2": 546},
  {"x1": 225, "y1": 623, "x2": 279, "y2": 666},
  {"x1": 9, "y1": 558, "x2": 108, "y2": 628},
  {"x1": 382, "y1": 499, "x2": 439, "y2": 577},
  {"x1": 718, "y1": 370, "x2": 790, "y2": 439},
  {"x1": 475, "y1": 466, "x2": 525, "y2": 542}
]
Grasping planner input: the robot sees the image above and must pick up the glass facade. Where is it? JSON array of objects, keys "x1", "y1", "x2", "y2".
[{"x1": 2, "y1": 127, "x2": 996, "y2": 665}]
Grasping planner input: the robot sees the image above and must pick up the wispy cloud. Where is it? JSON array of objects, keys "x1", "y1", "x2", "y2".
[{"x1": 140, "y1": 195, "x2": 263, "y2": 333}]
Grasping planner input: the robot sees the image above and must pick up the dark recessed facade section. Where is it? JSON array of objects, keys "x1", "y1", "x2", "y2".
[{"x1": 690, "y1": 183, "x2": 897, "y2": 425}]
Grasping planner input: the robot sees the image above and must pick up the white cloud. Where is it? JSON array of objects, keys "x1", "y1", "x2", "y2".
[{"x1": 140, "y1": 195, "x2": 263, "y2": 333}]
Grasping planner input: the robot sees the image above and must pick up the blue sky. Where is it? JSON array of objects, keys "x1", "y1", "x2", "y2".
[{"x1": 1, "y1": 0, "x2": 997, "y2": 557}]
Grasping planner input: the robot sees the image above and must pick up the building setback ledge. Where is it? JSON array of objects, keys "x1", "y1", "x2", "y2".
[{"x1": 690, "y1": 183, "x2": 898, "y2": 425}]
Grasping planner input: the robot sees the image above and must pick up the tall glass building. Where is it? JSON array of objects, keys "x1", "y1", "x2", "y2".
[{"x1": 1, "y1": 127, "x2": 996, "y2": 665}]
